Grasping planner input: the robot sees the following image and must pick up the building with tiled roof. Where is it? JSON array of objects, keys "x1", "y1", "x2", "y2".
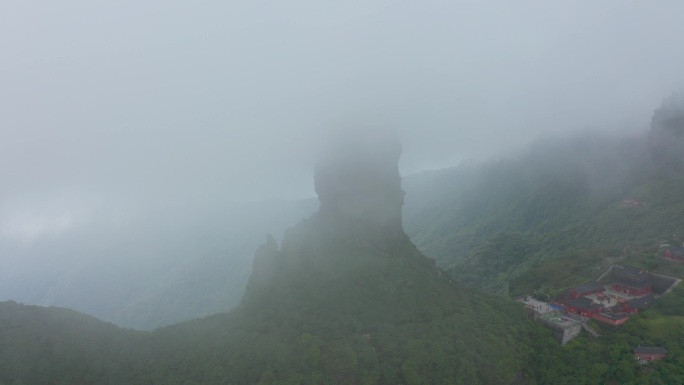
[
  {"x1": 634, "y1": 346, "x2": 668, "y2": 364},
  {"x1": 569, "y1": 281, "x2": 604, "y2": 299}
]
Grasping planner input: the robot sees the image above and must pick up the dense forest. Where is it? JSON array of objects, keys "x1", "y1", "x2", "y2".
[{"x1": 403, "y1": 96, "x2": 684, "y2": 297}]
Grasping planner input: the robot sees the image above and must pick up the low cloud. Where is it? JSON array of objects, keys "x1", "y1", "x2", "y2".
[{"x1": 1, "y1": 211, "x2": 77, "y2": 243}]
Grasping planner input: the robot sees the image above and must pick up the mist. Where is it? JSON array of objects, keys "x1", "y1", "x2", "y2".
[
  {"x1": 3, "y1": 2, "x2": 684, "y2": 202},
  {"x1": 2, "y1": 1, "x2": 684, "y2": 327}
]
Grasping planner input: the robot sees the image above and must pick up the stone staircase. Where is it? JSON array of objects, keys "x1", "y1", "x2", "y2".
[{"x1": 581, "y1": 322, "x2": 600, "y2": 337}]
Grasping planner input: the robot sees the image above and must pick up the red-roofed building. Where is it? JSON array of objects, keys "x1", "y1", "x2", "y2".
[
  {"x1": 634, "y1": 346, "x2": 667, "y2": 364},
  {"x1": 568, "y1": 282, "x2": 604, "y2": 299},
  {"x1": 664, "y1": 247, "x2": 684, "y2": 262}
]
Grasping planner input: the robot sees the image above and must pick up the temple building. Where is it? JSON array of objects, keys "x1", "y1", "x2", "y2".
[
  {"x1": 554, "y1": 265, "x2": 678, "y2": 325},
  {"x1": 634, "y1": 346, "x2": 668, "y2": 364}
]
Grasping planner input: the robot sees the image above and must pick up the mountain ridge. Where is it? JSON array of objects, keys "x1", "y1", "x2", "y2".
[{"x1": 0, "y1": 130, "x2": 543, "y2": 384}]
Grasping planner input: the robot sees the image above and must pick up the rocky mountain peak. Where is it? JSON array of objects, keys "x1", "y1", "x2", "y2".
[
  {"x1": 650, "y1": 93, "x2": 684, "y2": 170},
  {"x1": 314, "y1": 128, "x2": 407, "y2": 251}
]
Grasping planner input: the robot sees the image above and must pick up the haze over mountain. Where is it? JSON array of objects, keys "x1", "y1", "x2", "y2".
[
  {"x1": 0, "y1": 198, "x2": 317, "y2": 329},
  {"x1": 2, "y1": 95, "x2": 683, "y2": 332},
  {"x1": 3, "y1": 1, "x2": 684, "y2": 204},
  {"x1": 3, "y1": 2, "x2": 684, "y2": 330},
  {"x1": 4, "y1": 119, "x2": 684, "y2": 383},
  {"x1": 4, "y1": 2, "x2": 684, "y2": 383},
  {"x1": 403, "y1": 95, "x2": 684, "y2": 295},
  {"x1": 0, "y1": 129, "x2": 546, "y2": 385}
]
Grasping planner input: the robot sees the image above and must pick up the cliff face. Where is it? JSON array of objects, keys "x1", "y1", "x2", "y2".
[
  {"x1": 650, "y1": 94, "x2": 684, "y2": 170},
  {"x1": 229, "y1": 130, "x2": 537, "y2": 385},
  {"x1": 314, "y1": 129, "x2": 407, "y2": 252},
  {"x1": 244, "y1": 129, "x2": 415, "y2": 299}
]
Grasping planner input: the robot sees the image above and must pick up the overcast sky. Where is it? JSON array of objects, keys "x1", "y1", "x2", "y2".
[{"x1": 2, "y1": 1, "x2": 684, "y2": 243}]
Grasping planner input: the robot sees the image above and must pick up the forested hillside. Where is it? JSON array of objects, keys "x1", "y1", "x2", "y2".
[
  {"x1": 403, "y1": 96, "x2": 684, "y2": 295},
  {"x1": 0, "y1": 301, "x2": 146, "y2": 384}
]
